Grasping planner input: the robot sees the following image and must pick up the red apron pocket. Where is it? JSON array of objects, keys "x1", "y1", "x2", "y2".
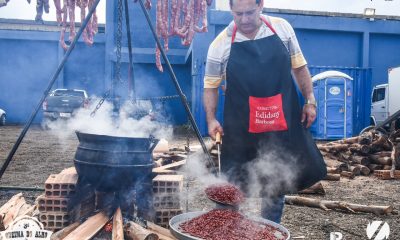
[{"x1": 248, "y1": 94, "x2": 288, "y2": 133}]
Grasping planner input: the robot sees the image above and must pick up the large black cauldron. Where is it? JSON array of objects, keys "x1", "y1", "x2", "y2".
[{"x1": 74, "y1": 131, "x2": 159, "y2": 192}]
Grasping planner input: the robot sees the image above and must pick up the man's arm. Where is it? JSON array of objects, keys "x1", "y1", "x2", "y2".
[
  {"x1": 204, "y1": 88, "x2": 223, "y2": 139},
  {"x1": 292, "y1": 65, "x2": 316, "y2": 128}
]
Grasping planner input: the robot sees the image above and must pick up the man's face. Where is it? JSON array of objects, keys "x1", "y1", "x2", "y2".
[{"x1": 230, "y1": 0, "x2": 263, "y2": 36}]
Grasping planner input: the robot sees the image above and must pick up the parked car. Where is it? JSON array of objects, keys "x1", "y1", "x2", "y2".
[
  {"x1": 42, "y1": 89, "x2": 89, "y2": 123},
  {"x1": 0, "y1": 108, "x2": 5, "y2": 126}
]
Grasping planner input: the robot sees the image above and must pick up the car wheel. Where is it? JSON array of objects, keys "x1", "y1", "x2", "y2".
[{"x1": 0, "y1": 114, "x2": 5, "y2": 126}]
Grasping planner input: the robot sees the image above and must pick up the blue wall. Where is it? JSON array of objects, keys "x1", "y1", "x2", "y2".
[{"x1": 1, "y1": 7, "x2": 400, "y2": 129}]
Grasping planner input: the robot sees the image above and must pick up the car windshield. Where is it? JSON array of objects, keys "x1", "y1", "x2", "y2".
[{"x1": 53, "y1": 90, "x2": 84, "y2": 97}]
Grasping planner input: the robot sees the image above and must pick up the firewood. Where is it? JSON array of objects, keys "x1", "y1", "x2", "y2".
[
  {"x1": 146, "y1": 221, "x2": 176, "y2": 239},
  {"x1": 324, "y1": 173, "x2": 340, "y2": 181},
  {"x1": 355, "y1": 164, "x2": 371, "y2": 176},
  {"x1": 368, "y1": 164, "x2": 384, "y2": 172},
  {"x1": 383, "y1": 165, "x2": 392, "y2": 170},
  {"x1": 370, "y1": 151, "x2": 392, "y2": 158},
  {"x1": 0, "y1": 193, "x2": 30, "y2": 230},
  {"x1": 340, "y1": 171, "x2": 355, "y2": 179},
  {"x1": 124, "y1": 221, "x2": 159, "y2": 240},
  {"x1": 324, "y1": 158, "x2": 348, "y2": 171},
  {"x1": 327, "y1": 167, "x2": 340, "y2": 174},
  {"x1": 369, "y1": 156, "x2": 392, "y2": 166},
  {"x1": 298, "y1": 182, "x2": 325, "y2": 195},
  {"x1": 50, "y1": 222, "x2": 80, "y2": 240},
  {"x1": 371, "y1": 135, "x2": 392, "y2": 151},
  {"x1": 349, "y1": 144, "x2": 370, "y2": 155},
  {"x1": 358, "y1": 131, "x2": 374, "y2": 145},
  {"x1": 336, "y1": 136, "x2": 359, "y2": 144},
  {"x1": 349, "y1": 166, "x2": 361, "y2": 176},
  {"x1": 285, "y1": 196, "x2": 393, "y2": 215},
  {"x1": 112, "y1": 208, "x2": 124, "y2": 240},
  {"x1": 318, "y1": 143, "x2": 349, "y2": 153},
  {"x1": 351, "y1": 156, "x2": 370, "y2": 166},
  {"x1": 63, "y1": 211, "x2": 110, "y2": 240},
  {"x1": 159, "y1": 160, "x2": 186, "y2": 170}
]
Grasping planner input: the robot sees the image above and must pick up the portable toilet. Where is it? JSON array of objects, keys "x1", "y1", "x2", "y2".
[{"x1": 310, "y1": 71, "x2": 353, "y2": 139}]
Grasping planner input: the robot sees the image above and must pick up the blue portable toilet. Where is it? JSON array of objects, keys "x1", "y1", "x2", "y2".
[{"x1": 310, "y1": 71, "x2": 353, "y2": 139}]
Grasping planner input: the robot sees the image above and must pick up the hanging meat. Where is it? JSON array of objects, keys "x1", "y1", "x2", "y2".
[
  {"x1": 55, "y1": 0, "x2": 98, "y2": 50},
  {"x1": 146, "y1": 0, "x2": 210, "y2": 71}
]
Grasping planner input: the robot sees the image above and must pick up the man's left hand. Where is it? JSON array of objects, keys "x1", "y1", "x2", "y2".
[{"x1": 301, "y1": 104, "x2": 316, "y2": 128}]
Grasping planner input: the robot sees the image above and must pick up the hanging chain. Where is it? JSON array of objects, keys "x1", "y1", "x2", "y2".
[
  {"x1": 116, "y1": 0, "x2": 124, "y2": 85},
  {"x1": 90, "y1": 89, "x2": 112, "y2": 117},
  {"x1": 90, "y1": 0, "x2": 124, "y2": 118}
]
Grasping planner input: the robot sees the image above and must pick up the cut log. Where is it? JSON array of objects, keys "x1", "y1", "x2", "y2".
[
  {"x1": 336, "y1": 136, "x2": 359, "y2": 144},
  {"x1": 324, "y1": 173, "x2": 340, "y2": 181},
  {"x1": 355, "y1": 164, "x2": 371, "y2": 176},
  {"x1": 324, "y1": 158, "x2": 348, "y2": 171},
  {"x1": 358, "y1": 131, "x2": 374, "y2": 145},
  {"x1": 349, "y1": 166, "x2": 361, "y2": 176},
  {"x1": 318, "y1": 144, "x2": 349, "y2": 153},
  {"x1": 349, "y1": 144, "x2": 370, "y2": 155},
  {"x1": 371, "y1": 135, "x2": 392, "y2": 152},
  {"x1": 369, "y1": 156, "x2": 392, "y2": 166},
  {"x1": 63, "y1": 211, "x2": 110, "y2": 240},
  {"x1": 285, "y1": 196, "x2": 393, "y2": 215},
  {"x1": 340, "y1": 171, "x2": 355, "y2": 179},
  {"x1": 124, "y1": 221, "x2": 159, "y2": 240},
  {"x1": 146, "y1": 221, "x2": 176, "y2": 239},
  {"x1": 0, "y1": 193, "x2": 30, "y2": 230},
  {"x1": 50, "y1": 222, "x2": 80, "y2": 240},
  {"x1": 370, "y1": 151, "x2": 392, "y2": 158},
  {"x1": 298, "y1": 182, "x2": 325, "y2": 195},
  {"x1": 383, "y1": 165, "x2": 392, "y2": 170},
  {"x1": 112, "y1": 208, "x2": 124, "y2": 240},
  {"x1": 351, "y1": 156, "x2": 370, "y2": 166},
  {"x1": 327, "y1": 167, "x2": 340, "y2": 174},
  {"x1": 368, "y1": 164, "x2": 384, "y2": 172}
]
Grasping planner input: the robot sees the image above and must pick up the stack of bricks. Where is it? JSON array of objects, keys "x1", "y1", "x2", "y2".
[
  {"x1": 152, "y1": 174, "x2": 184, "y2": 228},
  {"x1": 37, "y1": 167, "x2": 78, "y2": 231}
]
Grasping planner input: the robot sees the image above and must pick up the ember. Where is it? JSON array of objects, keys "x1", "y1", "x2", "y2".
[
  {"x1": 180, "y1": 209, "x2": 287, "y2": 240},
  {"x1": 205, "y1": 183, "x2": 245, "y2": 205}
]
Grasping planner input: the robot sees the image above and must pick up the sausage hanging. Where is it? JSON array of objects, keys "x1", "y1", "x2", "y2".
[
  {"x1": 150, "y1": 0, "x2": 210, "y2": 71},
  {"x1": 55, "y1": 0, "x2": 98, "y2": 50}
]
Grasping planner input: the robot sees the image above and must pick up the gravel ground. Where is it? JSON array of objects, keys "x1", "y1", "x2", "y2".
[{"x1": 0, "y1": 125, "x2": 399, "y2": 239}]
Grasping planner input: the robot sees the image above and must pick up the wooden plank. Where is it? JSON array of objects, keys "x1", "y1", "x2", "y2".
[
  {"x1": 112, "y1": 208, "x2": 124, "y2": 240},
  {"x1": 63, "y1": 212, "x2": 110, "y2": 240},
  {"x1": 154, "y1": 160, "x2": 186, "y2": 171}
]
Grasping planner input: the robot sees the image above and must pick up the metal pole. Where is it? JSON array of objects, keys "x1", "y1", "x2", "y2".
[
  {"x1": 137, "y1": 0, "x2": 216, "y2": 173},
  {"x1": 0, "y1": 0, "x2": 101, "y2": 180},
  {"x1": 123, "y1": 0, "x2": 136, "y2": 101}
]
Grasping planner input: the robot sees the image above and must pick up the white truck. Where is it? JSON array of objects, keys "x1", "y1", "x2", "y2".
[{"x1": 370, "y1": 66, "x2": 400, "y2": 130}]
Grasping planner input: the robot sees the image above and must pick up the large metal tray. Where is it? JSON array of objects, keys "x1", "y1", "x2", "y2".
[{"x1": 169, "y1": 211, "x2": 290, "y2": 240}]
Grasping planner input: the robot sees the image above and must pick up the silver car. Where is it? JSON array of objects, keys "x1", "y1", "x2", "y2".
[{"x1": 0, "y1": 108, "x2": 5, "y2": 126}]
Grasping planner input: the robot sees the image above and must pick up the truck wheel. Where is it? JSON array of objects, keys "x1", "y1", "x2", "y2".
[{"x1": 0, "y1": 114, "x2": 5, "y2": 126}]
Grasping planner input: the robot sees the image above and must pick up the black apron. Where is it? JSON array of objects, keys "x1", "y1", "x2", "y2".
[{"x1": 221, "y1": 17, "x2": 327, "y2": 197}]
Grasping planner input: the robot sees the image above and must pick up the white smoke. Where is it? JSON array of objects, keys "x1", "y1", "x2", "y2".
[{"x1": 44, "y1": 97, "x2": 173, "y2": 144}]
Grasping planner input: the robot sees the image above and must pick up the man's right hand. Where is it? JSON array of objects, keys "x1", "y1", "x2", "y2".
[{"x1": 207, "y1": 119, "x2": 224, "y2": 140}]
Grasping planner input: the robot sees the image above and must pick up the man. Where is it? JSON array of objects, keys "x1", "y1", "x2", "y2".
[{"x1": 203, "y1": 0, "x2": 326, "y2": 223}]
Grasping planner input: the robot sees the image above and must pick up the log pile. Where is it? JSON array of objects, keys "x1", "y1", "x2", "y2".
[{"x1": 318, "y1": 129, "x2": 400, "y2": 180}]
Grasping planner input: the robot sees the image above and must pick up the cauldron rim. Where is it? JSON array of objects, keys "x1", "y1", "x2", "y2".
[{"x1": 75, "y1": 130, "x2": 156, "y2": 142}]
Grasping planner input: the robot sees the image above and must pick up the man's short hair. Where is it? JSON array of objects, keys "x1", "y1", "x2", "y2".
[{"x1": 229, "y1": 0, "x2": 261, "y2": 7}]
